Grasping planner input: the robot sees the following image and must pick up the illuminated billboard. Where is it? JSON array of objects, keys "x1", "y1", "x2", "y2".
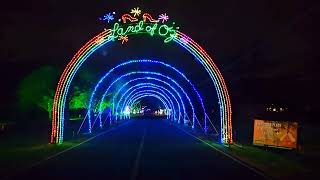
[{"x1": 253, "y1": 119, "x2": 298, "y2": 149}]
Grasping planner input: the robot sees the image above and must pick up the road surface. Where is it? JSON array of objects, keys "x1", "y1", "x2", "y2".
[{"x1": 10, "y1": 119, "x2": 264, "y2": 179}]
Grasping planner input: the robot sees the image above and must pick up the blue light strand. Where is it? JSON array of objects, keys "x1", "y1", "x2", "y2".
[
  {"x1": 91, "y1": 71, "x2": 195, "y2": 131},
  {"x1": 111, "y1": 80, "x2": 182, "y2": 120},
  {"x1": 128, "y1": 94, "x2": 170, "y2": 117},
  {"x1": 125, "y1": 93, "x2": 171, "y2": 119},
  {"x1": 99, "y1": 12, "x2": 115, "y2": 23},
  {"x1": 114, "y1": 85, "x2": 177, "y2": 121},
  {"x1": 62, "y1": 38, "x2": 112, "y2": 136},
  {"x1": 97, "y1": 77, "x2": 186, "y2": 126},
  {"x1": 123, "y1": 91, "x2": 173, "y2": 119},
  {"x1": 113, "y1": 82, "x2": 182, "y2": 122},
  {"x1": 87, "y1": 59, "x2": 206, "y2": 132},
  {"x1": 119, "y1": 89, "x2": 176, "y2": 120},
  {"x1": 174, "y1": 39, "x2": 224, "y2": 141}
]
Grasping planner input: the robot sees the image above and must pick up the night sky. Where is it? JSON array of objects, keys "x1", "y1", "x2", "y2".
[{"x1": 1, "y1": 0, "x2": 319, "y2": 117}]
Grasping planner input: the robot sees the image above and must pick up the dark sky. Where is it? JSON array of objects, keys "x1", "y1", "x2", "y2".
[{"x1": 0, "y1": 0, "x2": 319, "y2": 111}]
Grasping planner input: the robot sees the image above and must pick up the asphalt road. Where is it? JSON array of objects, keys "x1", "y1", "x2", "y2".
[{"x1": 10, "y1": 119, "x2": 264, "y2": 180}]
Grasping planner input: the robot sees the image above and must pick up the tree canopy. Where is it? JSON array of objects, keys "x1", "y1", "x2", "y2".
[
  {"x1": 17, "y1": 65, "x2": 111, "y2": 120},
  {"x1": 17, "y1": 66, "x2": 59, "y2": 115}
]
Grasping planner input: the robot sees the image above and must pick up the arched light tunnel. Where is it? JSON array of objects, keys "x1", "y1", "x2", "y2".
[
  {"x1": 86, "y1": 60, "x2": 212, "y2": 135},
  {"x1": 88, "y1": 60, "x2": 203, "y2": 128},
  {"x1": 115, "y1": 84, "x2": 181, "y2": 121},
  {"x1": 124, "y1": 92, "x2": 172, "y2": 118},
  {"x1": 51, "y1": 14, "x2": 232, "y2": 144},
  {"x1": 114, "y1": 83, "x2": 183, "y2": 122},
  {"x1": 118, "y1": 88, "x2": 176, "y2": 119}
]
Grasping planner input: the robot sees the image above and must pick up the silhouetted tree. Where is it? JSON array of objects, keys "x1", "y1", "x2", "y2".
[
  {"x1": 16, "y1": 66, "x2": 60, "y2": 119},
  {"x1": 17, "y1": 65, "x2": 111, "y2": 120}
]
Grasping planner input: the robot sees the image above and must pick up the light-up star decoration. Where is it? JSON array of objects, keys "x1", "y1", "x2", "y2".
[
  {"x1": 130, "y1": 7, "x2": 142, "y2": 17},
  {"x1": 118, "y1": 35, "x2": 129, "y2": 44},
  {"x1": 158, "y1": 13, "x2": 169, "y2": 23},
  {"x1": 100, "y1": 12, "x2": 115, "y2": 23}
]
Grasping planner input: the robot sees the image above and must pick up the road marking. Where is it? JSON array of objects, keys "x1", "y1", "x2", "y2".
[
  {"x1": 130, "y1": 127, "x2": 146, "y2": 180},
  {"x1": 175, "y1": 125, "x2": 271, "y2": 180},
  {"x1": 4, "y1": 121, "x2": 132, "y2": 180}
]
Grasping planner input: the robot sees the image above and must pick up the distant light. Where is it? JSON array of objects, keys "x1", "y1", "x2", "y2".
[{"x1": 123, "y1": 106, "x2": 130, "y2": 115}]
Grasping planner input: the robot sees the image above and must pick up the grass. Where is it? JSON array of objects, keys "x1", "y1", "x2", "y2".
[
  {"x1": 203, "y1": 140, "x2": 311, "y2": 179},
  {"x1": 0, "y1": 138, "x2": 87, "y2": 179},
  {"x1": 174, "y1": 123, "x2": 313, "y2": 179}
]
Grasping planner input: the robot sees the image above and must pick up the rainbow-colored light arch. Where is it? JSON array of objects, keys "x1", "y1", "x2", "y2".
[{"x1": 51, "y1": 17, "x2": 232, "y2": 144}]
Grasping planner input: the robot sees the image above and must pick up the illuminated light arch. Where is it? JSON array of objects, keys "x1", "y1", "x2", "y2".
[
  {"x1": 128, "y1": 94, "x2": 169, "y2": 115},
  {"x1": 88, "y1": 59, "x2": 205, "y2": 128},
  {"x1": 103, "y1": 59, "x2": 206, "y2": 112},
  {"x1": 123, "y1": 90, "x2": 174, "y2": 119},
  {"x1": 118, "y1": 89, "x2": 177, "y2": 120},
  {"x1": 126, "y1": 92, "x2": 202, "y2": 129},
  {"x1": 127, "y1": 94, "x2": 169, "y2": 116},
  {"x1": 96, "y1": 77, "x2": 186, "y2": 128},
  {"x1": 115, "y1": 83, "x2": 181, "y2": 119},
  {"x1": 108, "y1": 60, "x2": 206, "y2": 120},
  {"x1": 127, "y1": 94, "x2": 170, "y2": 117},
  {"x1": 113, "y1": 82, "x2": 185, "y2": 122},
  {"x1": 128, "y1": 93, "x2": 172, "y2": 116},
  {"x1": 89, "y1": 71, "x2": 195, "y2": 133},
  {"x1": 51, "y1": 8, "x2": 232, "y2": 144}
]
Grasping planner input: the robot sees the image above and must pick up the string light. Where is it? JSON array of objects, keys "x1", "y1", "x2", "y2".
[
  {"x1": 121, "y1": 14, "x2": 138, "y2": 23},
  {"x1": 87, "y1": 71, "x2": 195, "y2": 132},
  {"x1": 108, "y1": 21, "x2": 176, "y2": 43},
  {"x1": 99, "y1": 12, "x2": 115, "y2": 23},
  {"x1": 130, "y1": 7, "x2": 142, "y2": 17},
  {"x1": 175, "y1": 32, "x2": 232, "y2": 143},
  {"x1": 89, "y1": 59, "x2": 206, "y2": 127},
  {"x1": 118, "y1": 35, "x2": 128, "y2": 44},
  {"x1": 112, "y1": 82, "x2": 182, "y2": 122},
  {"x1": 142, "y1": 13, "x2": 159, "y2": 23},
  {"x1": 115, "y1": 85, "x2": 179, "y2": 122},
  {"x1": 127, "y1": 94, "x2": 171, "y2": 117},
  {"x1": 84, "y1": 59, "x2": 191, "y2": 124},
  {"x1": 51, "y1": 9, "x2": 232, "y2": 144},
  {"x1": 158, "y1": 13, "x2": 169, "y2": 23},
  {"x1": 123, "y1": 91, "x2": 174, "y2": 118},
  {"x1": 127, "y1": 94, "x2": 170, "y2": 117},
  {"x1": 180, "y1": 36, "x2": 189, "y2": 44},
  {"x1": 95, "y1": 36, "x2": 105, "y2": 44},
  {"x1": 96, "y1": 74, "x2": 190, "y2": 126}
]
